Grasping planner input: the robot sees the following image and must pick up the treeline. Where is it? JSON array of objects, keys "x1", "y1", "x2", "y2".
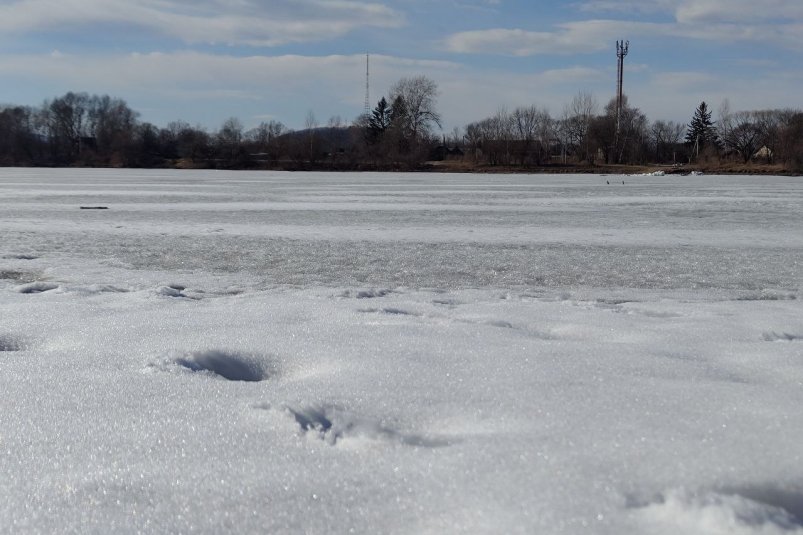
[
  {"x1": 464, "y1": 95, "x2": 803, "y2": 170},
  {"x1": 0, "y1": 76, "x2": 444, "y2": 170},
  {"x1": 2, "y1": 77, "x2": 803, "y2": 171},
  {"x1": 0, "y1": 92, "x2": 300, "y2": 168}
]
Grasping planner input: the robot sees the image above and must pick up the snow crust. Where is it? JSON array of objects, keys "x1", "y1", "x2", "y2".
[{"x1": 1, "y1": 169, "x2": 802, "y2": 533}]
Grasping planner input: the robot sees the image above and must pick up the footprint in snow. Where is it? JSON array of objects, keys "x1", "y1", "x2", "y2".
[
  {"x1": 432, "y1": 298, "x2": 462, "y2": 307},
  {"x1": 149, "y1": 350, "x2": 275, "y2": 382},
  {"x1": 762, "y1": 332, "x2": 802, "y2": 342},
  {"x1": 283, "y1": 404, "x2": 452, "y2": 448},
  {"x1": 356, "y1": 288, "x2": 393, "y2": 299},
  {"x1": 358, "y1": 307, "x2": 422, "y2": 317},
  {"x1": 2, "y1": 254, "x2": 38, "y2": 260},
  {"x1": 340, "y1": 288, "x2": 395, "y2": 299},
  {"x1": 175, "y1": 350, "x2": 274, "y2": 382},
  {"x1": 155, "y1": 285, "x2": 194, "y2": 299},
  {"x1": 15, "y1": 282, "x2": 59, "y2": 294},
  {"x1": 0, "y1": 334, "x2": 26, "y2": 352}
]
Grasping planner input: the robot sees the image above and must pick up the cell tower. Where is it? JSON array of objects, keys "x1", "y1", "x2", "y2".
[
  {"x1": 615, "y1": 40, "x2": 629, "y2": 142},
  {"x1": 364, "y1": 53, "x2": 370, "y2": 116}
]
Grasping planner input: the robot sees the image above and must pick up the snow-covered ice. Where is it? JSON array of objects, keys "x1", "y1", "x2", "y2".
[{"x1": 1, "y1": 168, "x2": 802, "y2": 534}]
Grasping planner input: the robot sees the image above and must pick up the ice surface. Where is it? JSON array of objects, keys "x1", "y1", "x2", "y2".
[{"x1": 1, "y1": 168, "x2": 802, "y2": 533}]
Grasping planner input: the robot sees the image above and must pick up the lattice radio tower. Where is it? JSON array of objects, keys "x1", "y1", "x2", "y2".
[
  {"x1": 364, "y1": 53, "x2": 370, "y2": 116},
  {"x1": 615, "y1": 40, "x2": 629, "y2": 142}
]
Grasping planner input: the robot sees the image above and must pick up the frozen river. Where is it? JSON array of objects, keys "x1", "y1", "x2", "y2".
[{"x1": 1, "y1": 169, "x2": 802, "y2": 533}]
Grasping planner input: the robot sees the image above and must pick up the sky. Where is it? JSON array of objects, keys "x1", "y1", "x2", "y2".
[{"x1": 0, "y1": 0, "x2": 801, "y2": 133}]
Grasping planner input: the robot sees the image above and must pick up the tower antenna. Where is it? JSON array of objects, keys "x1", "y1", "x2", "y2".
[
  {"x1": 615, "y1": 40, "x2": 629, "y2": 151},
  {"x1": 364, "y1": 53, "x2": 370, "y2": 116}
]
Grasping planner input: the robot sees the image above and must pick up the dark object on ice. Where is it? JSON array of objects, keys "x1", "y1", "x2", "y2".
[
  {"x1": 80, "y1": 206, "x2": 108, "y2": 210},
  {"x1": 606, "y1": 180, "x2": 609, "y2": 184},
  {"x1": 622, "y1": 181, "x2": 625, "y2": 184}
]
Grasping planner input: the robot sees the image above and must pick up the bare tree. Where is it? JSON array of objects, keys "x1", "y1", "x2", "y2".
[
  {"x1": 388, "y1": 76, "x2": 442, "y2": 142},
  {"x1": 0, "y1": 105, "x2": 41, "y2": 165},
  {"x1": 778, "y1": 111, "x2": 803, "y2": 169},
  {"x1": 752, "y1": 109, "x2": 795, "y2": 164},
  {"x1": 719, "y1": 110, "x2": 762, "y2": 163},
  {"x1": 327, "y1": 115, "x2": 344, "y2": 129},
  {"x1": 561, "y1": 91, "x2": 598, "y2": 163},
  {"x1": 87, "y1": 95, "x2": 138, "y2": 163},
  {"x1": 651, "y1": 120, "x2": 685, "y2": 163},
  {"x1": 217, "y1": 117, "x2": 244, "y2": 165},
  {"x1": 44, "y1": 92, "x2": 90, "y2": 162}
]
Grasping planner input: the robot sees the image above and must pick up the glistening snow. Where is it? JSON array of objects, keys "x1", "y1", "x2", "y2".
[{"x1": 1, "y1": 169, "x2": 802, "y2": 534}]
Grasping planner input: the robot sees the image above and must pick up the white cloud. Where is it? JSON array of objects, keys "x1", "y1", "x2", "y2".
[
  {"x1": 578, "y1": 0, "x2": 803, "y2": 23},
  {"x1": 1, "y1": 46, "x2": 800, "y2": 131},
  {"x1": 445, "y1": 14, "x2": 803, "y2": 58},
  {"x1": 577, "y1": 0, "x2": 679, "y2": 14},
  {"x1": 444, "y1": 26, "x2": 606, "y2": 56},
  {"x1": 675, "y1": 0, "x2": 803, "y2": 23},
  {"x1": 0, "y1": 49, "x2": 614, "y2": 129},
  {"x1": 447, "y1": 0, "x2": 803, "y2": 57},
  {"x1": 0, "y1": 0, "x2": 405, "y2": 46},
  {"x1": 0, "y1": 51, "x2": 461, "y2": 127},
  {"x1": 444, "y1": 20, "x2": 668, "y2": 56}
]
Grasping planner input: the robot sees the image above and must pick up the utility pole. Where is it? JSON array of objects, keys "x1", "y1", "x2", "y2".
[{"x1": 615, "y1": 40, "x2": 629, "y2": 158}]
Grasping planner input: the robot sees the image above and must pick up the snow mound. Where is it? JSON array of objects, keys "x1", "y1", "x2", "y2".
[
  {"x1": 286, "y1": 404, "x2": 451, "y2": 448},
  {"x1": 165, "y1": 350, "x2": 274, "y2": 382},
  {"x1": 629, "y1": 170, "x2": 666, "y2": 176},
  {"x1": 633, "y1": 488, "x2": 803, "y2": 535}
]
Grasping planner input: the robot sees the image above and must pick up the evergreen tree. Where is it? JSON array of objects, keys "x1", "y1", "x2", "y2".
[
  {"x1": 388, "y1": 95, "x2": 411, "y2": 154},
  {"x1": 366, "y1": 97, "x2": 391, "y2": 144},
  {"x1": 685, "y1": 101, "x2": 719, "y2": 155}
]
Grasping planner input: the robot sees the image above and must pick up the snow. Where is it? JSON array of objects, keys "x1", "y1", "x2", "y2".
[{"x1": 1, "y1": 168, "x2": 802, "y2": 534}]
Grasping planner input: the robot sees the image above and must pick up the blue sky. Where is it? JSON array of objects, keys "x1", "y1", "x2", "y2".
[{"x1": 0, "y1": 0, "x2": 801, "y2": 133}]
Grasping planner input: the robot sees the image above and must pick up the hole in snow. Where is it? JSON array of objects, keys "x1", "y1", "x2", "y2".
[
  {"x1": 356, "y1": 288, "x2": 393, "y2": 299},
  {"x1": 721, "y1": 485, "x2": 803, "y2": 526},
  {"x1": 433, "y1": 298, "x2": 461, "y2": 307},
  {"x1": 287, "y1": 404, "x2": 452, "y2": 448},
  {"x1": 763, "y1": 332, "x2": 802, "y2": 342},
  {"x1": 358, "y1": 307, "x2": 422, "y2": 317},
  {"x1": 0, "y1": 335, "x2": 25, "y2": 352},
  {"x1": 737, "y1": 293, "x2": 797, "y2": 301},
  {"x1": 175, "y1": 350, "x2": 272, "y2": 382},
  {"x1": 154, "y1": 286, "x2": 194, "y2": 299},
  {"x1": 380, "y1": 307, "x2": 421, "y2": 316},
  {"x1": 2, "y1": 254, "x2": 38, "y2": 260},
  {"x1": 486, "y1": 320, "x2": 514, "y2": 329},
  {"x1": 16, "y1": 282, "x2": 59, "y2": 294}
]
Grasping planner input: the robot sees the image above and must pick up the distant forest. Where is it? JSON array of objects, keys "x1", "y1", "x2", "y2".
[{"x1": 1, "y1": 76, "x2": 802, "y2": 172}]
